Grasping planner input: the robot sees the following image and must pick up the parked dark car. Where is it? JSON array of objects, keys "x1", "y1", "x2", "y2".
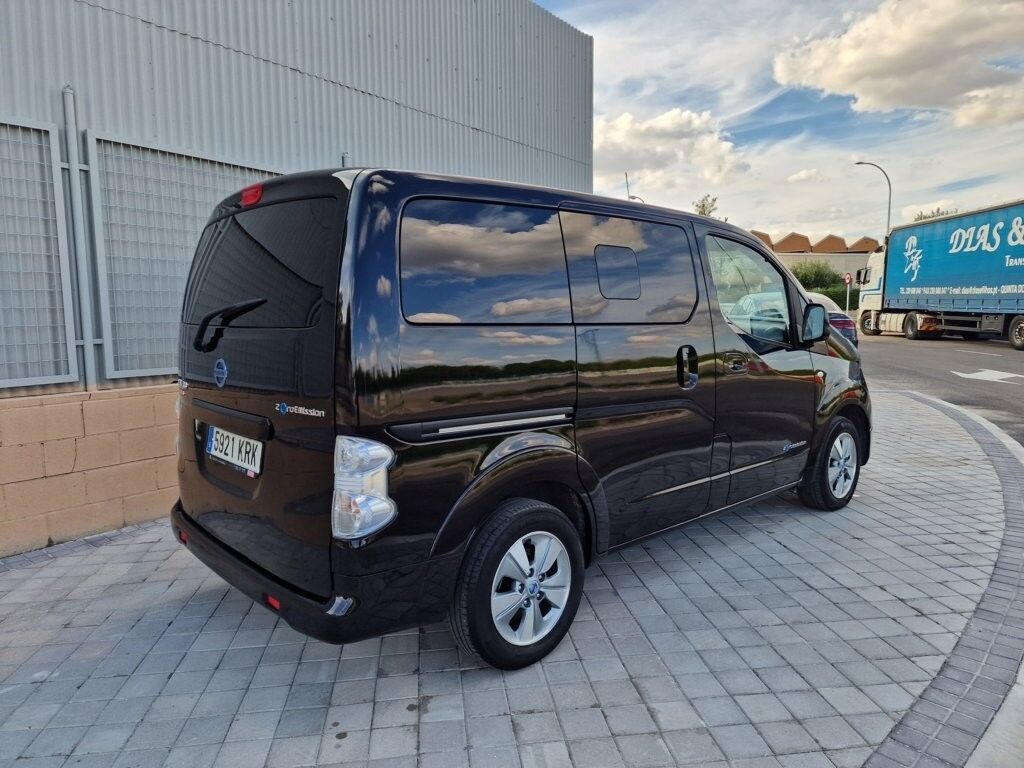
[
  {"x1": 171, "y1": 169, "x2": 871, "y2": 668},
  {"x1": 807, "y1": 291, "x2": 858, "y2": 346}
]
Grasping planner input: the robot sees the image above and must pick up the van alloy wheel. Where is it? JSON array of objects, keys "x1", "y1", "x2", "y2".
[
  {"x1": 798, "y1": 415, "x2": 861, "y2": 511},
  {"x1": 490, "y1": 531, "x2": 571, "y2": 646},
  {"x1": 451, "y1": 498, "x2": 584, "y2": 669},
  {"x1": 827, "y1": 432, "x2": 858, "y2": 499}
]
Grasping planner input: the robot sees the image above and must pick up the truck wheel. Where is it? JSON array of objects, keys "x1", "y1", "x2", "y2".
[
  {"x1": 798, "y1": 416, "x2": 861, "y2": 511},
  {"x1": 450, "y1": 498, "x2": 584, "y2": 669},
  {"x1": 859, "y1": 312, "x2": 881, "y2": 336},
  {"x1": 1010, "y1": 316, "x2": 1024, "y2": 351},
  {"x1": 903, "y1": 314, "x2": 921, "y2": 340}
]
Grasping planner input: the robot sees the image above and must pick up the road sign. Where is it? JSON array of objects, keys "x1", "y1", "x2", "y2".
[{"x1": 843, "y1": 272, "x2": 853, "y2": 285}]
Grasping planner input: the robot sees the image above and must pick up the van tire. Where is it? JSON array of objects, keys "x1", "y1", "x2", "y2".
[
  {"x1": 799, "y1": 417, "x2": 861, "y2": 511},
  {"x1": 450, "y1": 498, "x2": 584, "y2": 669},
  {"x1": 903, "y1": 314, "x2": 921, "y2": 340}
]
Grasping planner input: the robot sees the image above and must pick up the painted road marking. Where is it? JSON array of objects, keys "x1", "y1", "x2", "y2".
[
  {"x1": 954, "y1": 348, "x2": 1003, "y2": 357},
  {"x1": 951, "y1": 368, "x2": 1024, "y2": 384}
]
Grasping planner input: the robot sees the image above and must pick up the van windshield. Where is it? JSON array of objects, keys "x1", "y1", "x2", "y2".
[{"x1": 183, "y1": 196, "x2": 345, "y2": 328}]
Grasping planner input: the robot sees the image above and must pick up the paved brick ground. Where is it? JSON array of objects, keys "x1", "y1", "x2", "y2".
[{"x1": 0, "y1": 392, "x2": 1011, "y2": 768}]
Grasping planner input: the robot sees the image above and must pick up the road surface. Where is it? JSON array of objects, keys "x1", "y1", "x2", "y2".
[{"x1": 857, "y1": 332, "x2": 1024, "y2": 445}]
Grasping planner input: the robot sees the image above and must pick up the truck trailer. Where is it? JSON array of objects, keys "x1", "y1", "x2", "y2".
[{"x1": 856, "y1": 199, "x2": 1024, "y2": 350}]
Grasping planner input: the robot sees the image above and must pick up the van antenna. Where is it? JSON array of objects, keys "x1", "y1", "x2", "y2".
[{"x1": 624, "y1": 172, "x2": 645, "y2": 203}]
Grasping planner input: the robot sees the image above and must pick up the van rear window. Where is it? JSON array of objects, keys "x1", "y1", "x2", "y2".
[
  {"x1": 183, "y1": 197, "x2": 344, "y2": 328},
  {"x1": 400, "y1": 199, "x2": 571, "y2": 324}
]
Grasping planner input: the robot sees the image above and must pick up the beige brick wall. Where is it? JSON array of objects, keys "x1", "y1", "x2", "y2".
[{"x1": 0, "y1": 384, "x2": 179, "y2": 557}]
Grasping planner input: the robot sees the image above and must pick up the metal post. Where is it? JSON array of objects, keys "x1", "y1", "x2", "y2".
[
  {"x1": 846, "y1": 282, "x2": 851, "y2": 312},
  {"x1": 854, "y1": 161, "x2": 892, "y2": 236},
  {"x1": 62, "y1": 85, "x2": 99, "y2": 389}
]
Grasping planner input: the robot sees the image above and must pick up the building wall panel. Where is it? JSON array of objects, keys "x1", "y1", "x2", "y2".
[{"x1": 1, "y1": 0, "x2": 592, "y2": 190}]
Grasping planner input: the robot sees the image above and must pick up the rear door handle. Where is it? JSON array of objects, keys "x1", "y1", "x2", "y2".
[
  {"x1": 676, "y1": 345, "x2": 698, "y2": 389},
  {"x1": 724, "y1": 353, "x2": 748, "y2": 375}
]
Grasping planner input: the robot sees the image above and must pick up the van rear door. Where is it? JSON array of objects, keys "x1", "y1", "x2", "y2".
[{"x1": 177, "y1": 174, "x2": 349, "y2": 598}]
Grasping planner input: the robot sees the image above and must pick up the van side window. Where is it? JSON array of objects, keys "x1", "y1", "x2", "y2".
[
  {"x1": 706, "y1": 236, "x2": 791, "y2": 344},
  {"x1": 560, "y1": 212, "x2": 698, "y2": 323},
  {"x1": 594, "y1": 245, "x2": 641, "y2": 299},
  {"x1": 400, "y1": 199, "x2": 570, "y2": 324}
]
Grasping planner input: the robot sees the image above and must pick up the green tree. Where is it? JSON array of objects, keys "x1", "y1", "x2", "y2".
[
  {"x1": 791, "y1": 260, "x2": 842, "y2": 290},
  {"x1": 693, "y1": 194, "x2": 722, "y2": 219},
  {"x1": 913, "y1": 206, "x2": 959, "y2": 222}
]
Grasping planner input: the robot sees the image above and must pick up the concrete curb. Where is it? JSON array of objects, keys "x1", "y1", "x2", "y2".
[{"x1": 867, "y1": 391, "x2": 1024, "y2": 768}]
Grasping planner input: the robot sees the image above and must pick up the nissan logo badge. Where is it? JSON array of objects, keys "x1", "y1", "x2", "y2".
[{"x1": 214, "y1": 358, "x2": 228, "y2": 388}]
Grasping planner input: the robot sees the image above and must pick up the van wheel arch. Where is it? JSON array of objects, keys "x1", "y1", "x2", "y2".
[
  {"x1": 835, "y1": 404, "x2": 870, "y2": 464},
  {"x1": 501, "y1": 482, "x2": 593, "y2": 565},
  {"x1": 429, "y1": 447, "x2": 607, "y2": 565}
]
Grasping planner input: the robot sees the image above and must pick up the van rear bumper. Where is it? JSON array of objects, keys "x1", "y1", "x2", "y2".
[{"x1": 171, "y1": 501, "x2": 459, "y2": 645}]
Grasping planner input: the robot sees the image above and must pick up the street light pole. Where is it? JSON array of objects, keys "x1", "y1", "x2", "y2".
[{"x1": 854, "y1": 161, "x2": 892, "y2": 237}]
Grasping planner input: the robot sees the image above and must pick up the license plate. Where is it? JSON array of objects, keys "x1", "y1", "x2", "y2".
[{"x1": 205, "y1": 426, "x2": 263, "y2": 477}]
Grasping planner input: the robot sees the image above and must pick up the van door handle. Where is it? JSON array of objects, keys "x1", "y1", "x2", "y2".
[
  {"x1": 676, "y1": 345, "x2": 698, "y2": 389},
  {"x1": 724, "y1": 353, "x2": 748, "y2": 375}
]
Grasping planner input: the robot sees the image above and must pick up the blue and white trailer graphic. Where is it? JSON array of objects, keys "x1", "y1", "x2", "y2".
[{"x1": 856, "y1": 199, "x2": 1024, "y2": 349}]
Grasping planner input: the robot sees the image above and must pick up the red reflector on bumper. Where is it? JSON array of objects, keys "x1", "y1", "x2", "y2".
[
  {"x1": 265, "y1": 594, "x2": 281, "y2": 611},
  {"x1": 177, "y1": 530, "x2": 188, "y2": 545}
]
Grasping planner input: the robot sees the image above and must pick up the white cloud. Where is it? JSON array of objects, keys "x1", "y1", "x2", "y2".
[
  {"x1": 547, "y1": 0, "x2": 1024, "y2": 239},
  {"x1": 594, "y1": 109, "x2": 746, "y2": 191},
  {"x1": 786, "y1": 169, "x2": 821, "y2": 184},
  {"x1": 774, "y1": 0, "x2": 1024, "y2": 127},
  {"x1": 490, "y1": 297, "x2": 570, "y2": 318},
  {"x1": 955, "y1": 83, "x2": 1024, "y2": 128}
]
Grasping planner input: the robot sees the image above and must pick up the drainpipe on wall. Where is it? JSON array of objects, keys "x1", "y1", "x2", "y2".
[{"x1": 62, "y1": 85, "x2": 99, "y2": 390}]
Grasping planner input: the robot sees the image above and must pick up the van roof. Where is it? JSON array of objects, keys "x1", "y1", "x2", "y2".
[{"x1": 219, "y1": 167, "x2": 760, "y2": 245}]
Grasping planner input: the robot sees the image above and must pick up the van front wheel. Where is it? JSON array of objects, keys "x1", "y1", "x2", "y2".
[
  {"x1": 450, "y1": 498, "x2": 584, "y2": 669},
  {"x1": 799, "y1": 417, "x2": 861, "y2": 511}
]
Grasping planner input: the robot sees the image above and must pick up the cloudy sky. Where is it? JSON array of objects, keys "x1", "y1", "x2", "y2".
[{"x1": 536, "y1": 0, "x2": 1024, "y2": 242}]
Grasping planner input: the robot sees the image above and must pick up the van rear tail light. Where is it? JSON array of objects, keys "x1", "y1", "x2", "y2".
[
  {"x1": 239, "y1": 184, "x2": 263, "y2": 207},
  {"x1": 831, "y1": 317, "x2": 856, "y2": 329},
  {"x1": 331, "y1": 436, "x2": 397, "y2": 540}
]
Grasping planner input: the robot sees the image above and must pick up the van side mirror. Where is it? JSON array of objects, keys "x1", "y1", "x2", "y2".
[
  {"x1": 801, "y1": 303, "x2": 829, "y2": 344},
  {"x1": 855, "y1": 267, "x2": 870, "y2": 285}
]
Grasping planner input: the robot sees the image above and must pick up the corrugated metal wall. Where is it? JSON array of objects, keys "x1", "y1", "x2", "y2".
[
  {"x1": 0, "y1": 0, "x2": 593, "y2": 391},
  {"x1": 2, "y1": 0, "x2": 593, "y2": 190}
]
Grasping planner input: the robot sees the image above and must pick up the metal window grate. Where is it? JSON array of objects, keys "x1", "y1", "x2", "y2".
[
  {"x1": 0, "y1": 121, "x2": 77, "y2": 387},
  {"x1": 91, "y1": 138, "x2": 273, "y2": 376}
]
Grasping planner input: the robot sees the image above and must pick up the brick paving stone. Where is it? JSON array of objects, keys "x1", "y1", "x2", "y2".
[{"x1": 0, "y1": 392, "x2": 1018, "y2": 768}]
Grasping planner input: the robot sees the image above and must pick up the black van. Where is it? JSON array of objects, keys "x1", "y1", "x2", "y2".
[{"x1": 171, "y1": 169, "x2": 870, "y2": 669}]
